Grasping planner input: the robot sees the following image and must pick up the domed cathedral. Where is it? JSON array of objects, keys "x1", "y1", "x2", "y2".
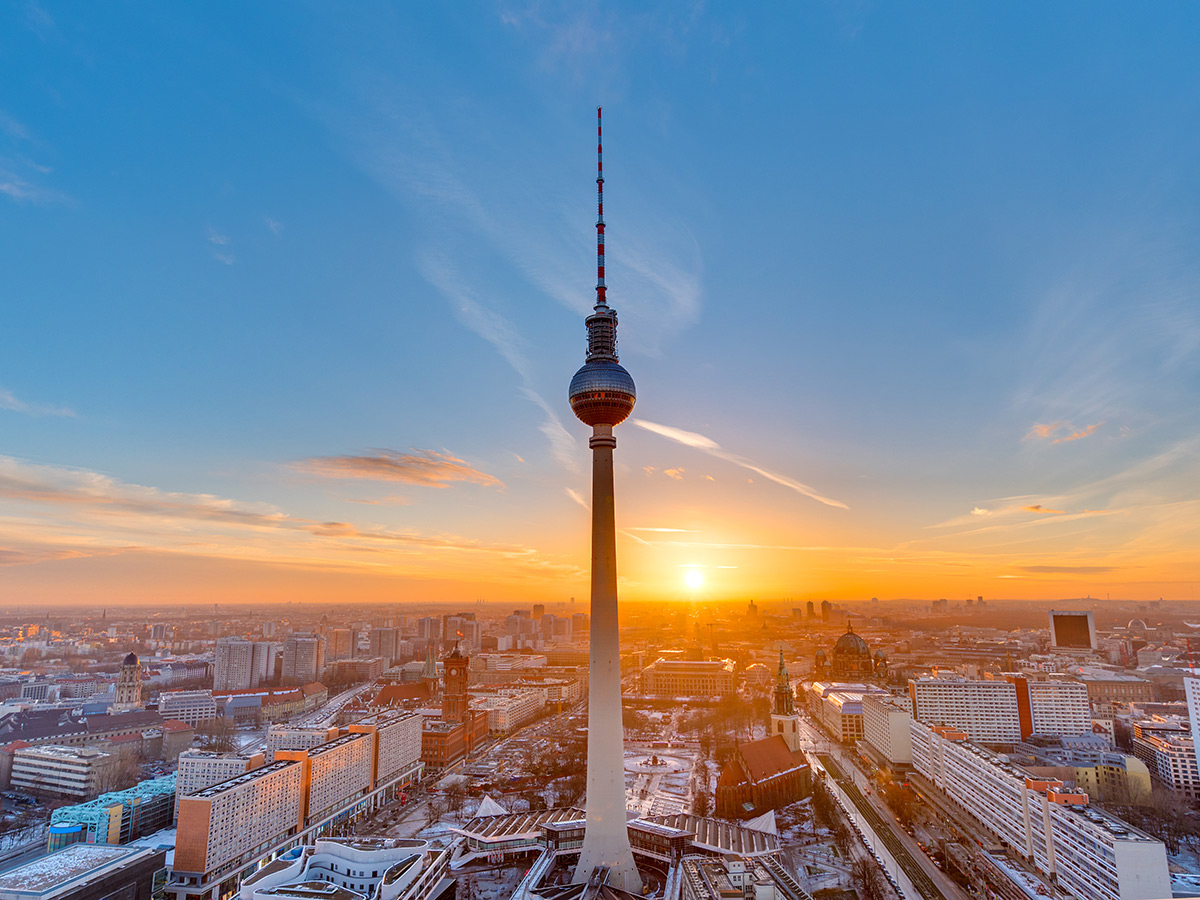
[{"x1": 814, "y1": 621, "x2": 887, "y2": 682}]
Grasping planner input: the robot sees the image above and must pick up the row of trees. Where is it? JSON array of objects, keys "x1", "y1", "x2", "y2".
[{"x1": 1103, "y1": 788, "x2": 1200, "y2": 856}]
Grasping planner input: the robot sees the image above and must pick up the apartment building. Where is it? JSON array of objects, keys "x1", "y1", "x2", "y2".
[
  {"x1": 213, "y1": 638, "x2": 276, "y2": 691},
  {"x1": 862, "y1": 693, "x2": 913, "y2": 766},
  {"x1": 174, "y1": 749, "x2": 265, "y2": 816},
  {"x1": 158, "y1": 691, "x2": 218, "y2": 727},
  {"x1": 368, "y1": 626, "x2": 399, "y2": 666},
  {"x1": 1186, "y1": 675, "x2": 1200, "y2": 755},
  {"x1": 1002, "y1": 675, "x2": 1091, "y2": 739},
  {"x1": 909, "y1": 677, "x2": 1020, "y2": 743},
  {"x1": 1027, "y1": 680, "x2": 1091, "y2": 738},
  {"x1": 11, "y1": 745, "x2": 116, "y2": 801},
  {"x1": 1131, "y1": 725, "x2": 1199, "y2": 800},
  {"x1": 171, "y1": 713, "x2": 424, "y2": 900},
  {"x1": 348, "y1": 710, "x2": 422, "y2": 787},
  {"x1": 471, "y1": 689, "x2": 544, "y2": 734},
  {"x1": 265, "y1": 725, "x2": 338, "y2": 762},
  {"x1": 277, "y1": 732, "x2": 374, "y2": 825},
  {"x1": 282, "y1": 633, "x2": 326, "y2": 683},
  {"x1": 174, "y1": 761, "x2": 305, "y2": 892},
  {"x1": 912, "y1": 720, "x2": 1170, "y2": 900}
]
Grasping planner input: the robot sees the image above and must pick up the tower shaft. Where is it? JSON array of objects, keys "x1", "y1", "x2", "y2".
[{"x1": 575, "y1": 424, "x2": 641, "y2": 891}]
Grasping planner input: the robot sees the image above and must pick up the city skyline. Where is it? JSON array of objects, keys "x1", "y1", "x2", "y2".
[{"x1": 3, "y1": 3, "x2": 1200, "y2": 605}]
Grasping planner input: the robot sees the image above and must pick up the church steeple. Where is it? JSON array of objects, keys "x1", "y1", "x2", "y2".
[{"x1": 773, "y1": 649, "x2": 795, "y2": 717}]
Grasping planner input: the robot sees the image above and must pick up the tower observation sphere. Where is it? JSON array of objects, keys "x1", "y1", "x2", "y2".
[{"x1": 568, "y1": 359, "x2": 636, "y2": 426}]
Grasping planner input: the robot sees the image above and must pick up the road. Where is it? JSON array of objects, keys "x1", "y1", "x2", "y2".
[{"x1": 819, "y1": 753, "x2": 960, "y2": 900}]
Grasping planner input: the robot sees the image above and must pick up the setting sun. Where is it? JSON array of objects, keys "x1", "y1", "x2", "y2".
[{"x1": 684, "y1": 569, "x2": 704, "y2": 590}]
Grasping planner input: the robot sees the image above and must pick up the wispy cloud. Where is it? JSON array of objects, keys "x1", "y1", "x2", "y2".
[
  {"x1": 265, "y1": 216, "x2": 283, "y2": 234},
  {"x1": 203, "y1": 227, "x2": 236, "y2": 264},
  {"x1": 632, "y1": 418, "x2": 848, "y2": 509},
  {"x1": 565, "y1": 487, "x2": 589, "y2": 511},
  {"x1": 0, "y1": 108, "x2": 69, "y2": 205},
  {"x1": 0, "y1": 455, "x2": 577, "y2": 579},
  {"x1": 1017, "y1": 565, "x2": 1115, "y2": 574},
  {"x1": 1022, "y1": 504, "x2": 1064, "y2": 514},
  {"x1": 627, "y1": 526, "x2": 699, "y2": 533},
  {"x1": 0, "y1": 167, "x2": 69, "y2": 205},
  {"x1": 1025, "y1": 420, "x2": 1104, "y2": 444},
  {"x1": 0, "y1": 387, "x2": 75, "y2": 417},
  {"x1": 1014, "y1": 228, "x2": 1200, "y2": 426},
  {"x1": 418, "y1": 249, "x2": 579, "y2": 472},
  {"x1": 0, "y1": 110, "x2": 29, "y2": 141},
  {"x1": 308, "y1": 77, "x2": 701, "y2": 466},
  {"x1": 295, "y1": 449, "x2": 502, "y2": 489}
]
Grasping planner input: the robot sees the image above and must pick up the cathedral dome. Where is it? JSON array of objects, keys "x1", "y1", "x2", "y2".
[
  {"x1": 122, "y1": 652, "x2": 139, "y2": 667},
  {"x1": 833, "y1": 630, "x2": 870, "y2": 658}
]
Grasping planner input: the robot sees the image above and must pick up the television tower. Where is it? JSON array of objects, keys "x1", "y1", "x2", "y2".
[{"x1": 568, "y1": 107, "x2": 641, "y2": 892}]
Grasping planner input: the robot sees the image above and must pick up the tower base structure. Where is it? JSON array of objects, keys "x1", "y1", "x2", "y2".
[{"x1": 572, "y1": 425, "x2": 641, "y2": 894}]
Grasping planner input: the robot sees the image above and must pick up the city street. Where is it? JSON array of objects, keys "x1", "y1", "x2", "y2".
[{"x1": 797, "y1": 714, "x2": 969, "y2": 900}]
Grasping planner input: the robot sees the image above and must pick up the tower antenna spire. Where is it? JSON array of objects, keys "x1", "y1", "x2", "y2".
[{"x1": 596, "y1": 106, "x2": 606, "y2": 308}]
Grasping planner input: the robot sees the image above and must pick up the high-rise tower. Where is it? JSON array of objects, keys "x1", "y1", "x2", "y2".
[{"x1": 568, "y1": 108, "x2": 641, "y2": 893}]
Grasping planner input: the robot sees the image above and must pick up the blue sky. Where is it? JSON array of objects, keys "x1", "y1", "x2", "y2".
[{"x1": 2, "y1": 2, "x2": 1199, "y2": 605}]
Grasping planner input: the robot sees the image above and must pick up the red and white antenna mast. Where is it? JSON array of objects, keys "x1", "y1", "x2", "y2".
[{"x1": 596, "y1": 106, "x2": 606, "y2": 308}]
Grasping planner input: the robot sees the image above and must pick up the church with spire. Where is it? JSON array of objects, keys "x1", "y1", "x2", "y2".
[{"x1": 769, "y1": 650, "x2": 802, "y2": 752}]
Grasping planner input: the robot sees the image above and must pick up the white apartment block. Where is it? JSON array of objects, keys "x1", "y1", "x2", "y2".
[
  {"x1": 213, "y1": 638, "x2": 254, "y2": 692},
  {"x1": 1027, "y1": 680, "x2": 1091, "y2": 738},
  {"x1": 909, "y1": 677, "x2": 1020, "y2": 743},
  {"x1": 863, "y1": 693, "x2": 913, "y2": 765},
  {"x1": 1131, "y1": 732, "x2": 1199, "y2": 800},
  {"x1": 471, "y1": 689, "x2": 544, "y2": 734},
  {"x1": 912, "y1": 720, "x2": 1170, "y2": 900},
  {"x1": 277, "y1": 733, "x2": 373, "y2": 825},
  {"x1": 1186, "y1": 676, "x2": 1200, "y2": 754},
  {"x1": 174, "y1": 749, "x2": 265, "y2": 816},
  {"x1": 351, "y1": 711, "x2": 421, "y2": 785},
  {"x1": 159, "y1": 690, "x2": 219, "y2": 727},
  {"x1": 475, "y1": 653, "x2": 548, "y2": 671},
  {"x1": 265, "y1": 725, "x2": 338, "y2": 762},
  {"x1": 11, "y1": 745, "x2": 115, "y2": 801},
  {"x1": 174, "y1": 761, "x2": 304, "y2": 889},
  {"x1": 282, "y1": 633, "x2": 325, "y2": 683}
]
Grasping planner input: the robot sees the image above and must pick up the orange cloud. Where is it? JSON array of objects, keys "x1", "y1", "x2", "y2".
[
  {"x1": 295, "y1": 449, "x2": 501, "y2": 488},
  {"x1": 1022, "y1": 504, "x2": 1065, "y2": 514},
  {"x1": 1053, "y1": 422, "x2": 1104, "y2": 444},
  {"x1": 1025, "y1": 421, "x2": 1104, "y2": 444},
  {"x1": 664, "y1": 468, "x2": 685, "y2": 480},
  {"x1": 0, "y1": 455, "x2": 577, "y2": 582},
  {"x1": 1026, "y1": 421, "x2": 1062, "y2": 440}
]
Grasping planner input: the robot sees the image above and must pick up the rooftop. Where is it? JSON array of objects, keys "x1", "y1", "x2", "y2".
[
  {"x1": 192, "y1": 760, "x2": 298, "y2": 799},
  {"x1": 0, "y1": 844, "x2": 152, "y2": 893}
]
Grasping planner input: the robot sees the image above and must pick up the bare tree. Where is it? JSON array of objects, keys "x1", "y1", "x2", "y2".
[
  {"x1": 445, "y1": 782, "x2": 468, "y2": 822},
  {"x1": 851, "y1": 857, "x2": 887, "y2": 900}
]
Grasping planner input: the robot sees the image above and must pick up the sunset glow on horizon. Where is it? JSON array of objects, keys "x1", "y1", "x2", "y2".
[{"x1": 2, "y1": 4, "x2": 1198, "y2": 607}]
